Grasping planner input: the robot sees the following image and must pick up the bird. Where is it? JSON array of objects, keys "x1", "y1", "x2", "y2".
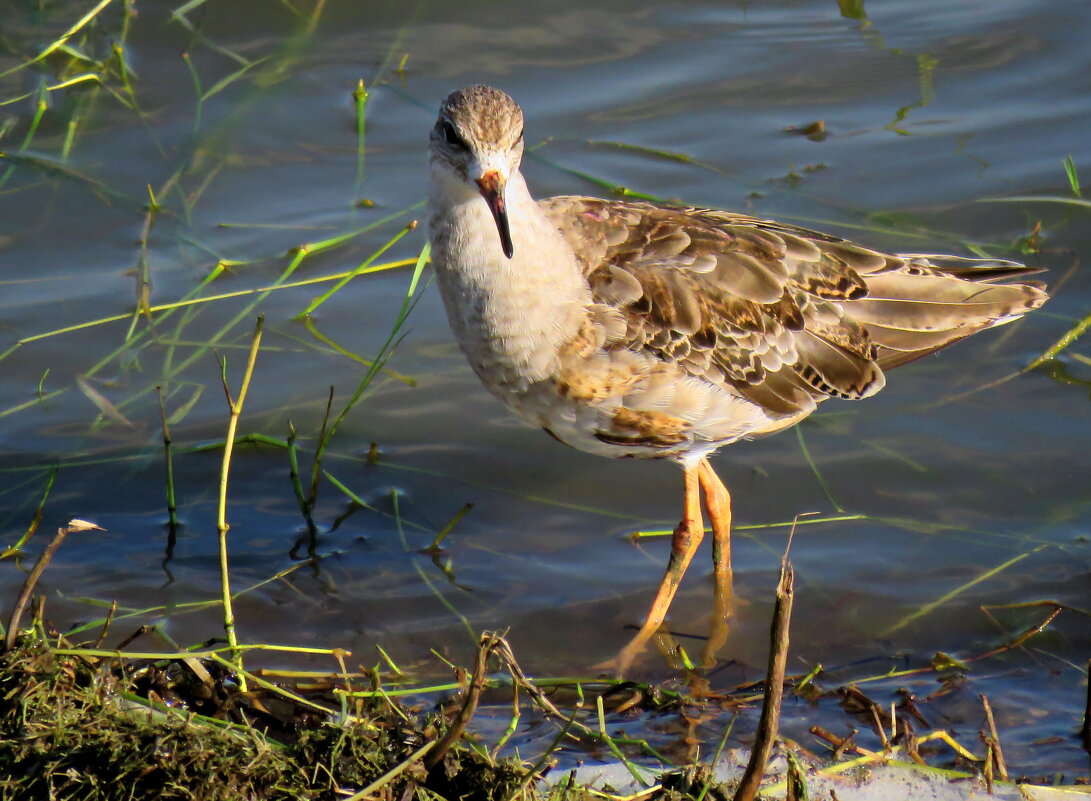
[{"x1": 425, "y1": 84, "x2": 1048, "y2": 672}]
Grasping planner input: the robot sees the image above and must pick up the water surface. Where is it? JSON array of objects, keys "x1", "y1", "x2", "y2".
[{"x1": 1, "y1": 0, "x2": 1088, "y2": 779}]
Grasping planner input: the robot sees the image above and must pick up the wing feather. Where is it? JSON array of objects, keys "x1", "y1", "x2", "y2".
[{"x1": 539, "y1": 196, "x2": 1048, "y2": 420}]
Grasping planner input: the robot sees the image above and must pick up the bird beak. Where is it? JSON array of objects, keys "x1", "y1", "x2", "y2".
[{"x1": 475, "y1": 171, "x2": 514, "y2": 259}]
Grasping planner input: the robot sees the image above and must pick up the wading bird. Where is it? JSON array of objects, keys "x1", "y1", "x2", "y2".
[{"x1": 426, "y1": 85, "x2": 1047, "y2": 672}]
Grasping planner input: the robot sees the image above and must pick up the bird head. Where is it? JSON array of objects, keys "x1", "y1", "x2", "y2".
[{"x1": 430, "y1": 85, "x2": 525, "y2": 259}]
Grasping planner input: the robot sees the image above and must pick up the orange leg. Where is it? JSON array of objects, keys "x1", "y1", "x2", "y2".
[
  {"x1": 698, "y1": 458, "x2": 734, "y2": 666},
  {"x1": 615, "y1": 462, "x2": 704, "y2": 674}
]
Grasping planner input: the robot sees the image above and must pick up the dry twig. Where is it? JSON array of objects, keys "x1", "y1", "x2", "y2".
[{"x1": 733, "y1": 561, "x2": 794, "y2": 801}]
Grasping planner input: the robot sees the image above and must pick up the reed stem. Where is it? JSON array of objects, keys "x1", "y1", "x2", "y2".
[{"x1": 216, "y1": 315, "x2": 264, "y2": 688}]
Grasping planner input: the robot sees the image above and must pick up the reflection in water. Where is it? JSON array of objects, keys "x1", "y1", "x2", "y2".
[{"x1": 838, "y1": 0, "x2": 941, "y2": 134}]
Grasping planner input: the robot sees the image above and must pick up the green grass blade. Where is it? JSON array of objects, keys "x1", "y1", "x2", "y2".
[
  {"x1": 977, "y1": 195, "x2": 1091, "y2": 209},
  {"x1": 1063, "y1": 155, "x2": 1081, "y2": 197},
  {"x1": 882, "y1": 544, "x2": 1047, "y2": 636},
  {"x1": 354, "y1": 78, "x2": 369, "y2": 189},
  {"x1": 1025, "y1": 308, "x2": 1091, "y2": 371},
  {"x1": 0, "y1": 0, "x2": 118, "y2": 79}
]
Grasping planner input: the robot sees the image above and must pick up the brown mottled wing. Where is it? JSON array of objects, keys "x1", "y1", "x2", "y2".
[{"x1": 539, "y1": 196, "x2": 1047, "y2": 416}]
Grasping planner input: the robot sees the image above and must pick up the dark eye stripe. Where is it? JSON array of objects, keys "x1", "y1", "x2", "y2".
[{"x1": 441, "y1": 121, "x2": 469, "y2": 151}]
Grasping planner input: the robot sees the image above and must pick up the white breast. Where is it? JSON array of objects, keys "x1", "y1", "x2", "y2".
[{"x1": 428, "y1": 167, "x2": 591, "y2": 394}]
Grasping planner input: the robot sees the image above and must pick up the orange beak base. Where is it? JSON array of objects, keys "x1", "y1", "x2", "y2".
[{"x1": 475, "y1": 171, "x2": 514, "y2": 259}]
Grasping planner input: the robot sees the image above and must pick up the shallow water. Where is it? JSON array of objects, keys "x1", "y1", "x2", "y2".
[{"x1": 1, "y1": 0, "x2": 1088, "y2": 779}]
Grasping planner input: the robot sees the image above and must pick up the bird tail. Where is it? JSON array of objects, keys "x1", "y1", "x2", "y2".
[{"x1": 844, "y1": 255, "x2": 1048, "y2": 370}]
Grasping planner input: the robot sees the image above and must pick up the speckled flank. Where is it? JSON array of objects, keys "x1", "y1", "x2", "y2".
[{"x1": 595, "y1": 408, "x2": 690, "y2": 449}]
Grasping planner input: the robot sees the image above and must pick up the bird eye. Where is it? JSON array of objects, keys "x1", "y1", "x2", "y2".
[{"x1": 441, "y1": 121, "x2": 468, "y2": 150}]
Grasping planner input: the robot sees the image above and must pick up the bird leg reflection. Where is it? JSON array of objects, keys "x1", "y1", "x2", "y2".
[
  {"x1": 614, "y1": 459, "x2": 736, "y2": 675},
  {"x1": 698, "y1": 457, "x2": 734, "y2": 667},
  {"x1": 615, "y1": 462, "x2": 704, "y2": 674}
]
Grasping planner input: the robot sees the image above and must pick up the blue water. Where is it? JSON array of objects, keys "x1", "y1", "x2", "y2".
[{"x1": 0, "y1": 0, "x2": 1087, "y2": 778}]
